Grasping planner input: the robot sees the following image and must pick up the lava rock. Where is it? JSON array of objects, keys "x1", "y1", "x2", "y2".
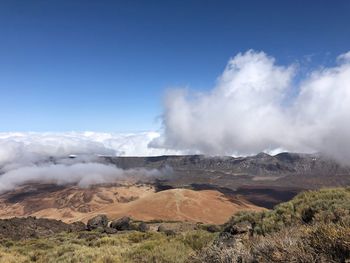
[
  {"x1": 225, "y1": 221, "x2": 252, "y2": 235},
  {"x1": 137, "y1": 222, "x2": 150, "y2": 232},
  {"x1": 110, "y1": 216, "x2": 132, "y2": 231},
  {"x1": 203, "y1": 224, "x2": 221, "y2": 233},
  {"x1": 0, "y1": 217, "x2": 85, "y2": 240},
  {"x1": 87, "y1": 215, "x2": 108, "y2": 230},
  {"x1": 157, "y1": 224, "x2": 177, "y2": 235},
  {"x1": 70, "y1": 221, "x2": 87, "y2": 232}
]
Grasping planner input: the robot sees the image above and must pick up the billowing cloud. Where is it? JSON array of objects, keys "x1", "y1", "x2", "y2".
[
  {"x1": 1, "y1": 50, "x2": 350, "y2": 193},
  {"x1": 151, "y1": 50, "x2": 350, "y2": 164}
]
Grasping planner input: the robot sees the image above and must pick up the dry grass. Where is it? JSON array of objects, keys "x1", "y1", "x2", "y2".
[
  {"x1": 226, "y1": 187, "x2": 350, "y2": 235},
  {"x1": 0, "y1": 230, "x2": 216, "y2": 263},
  {"x1": 192, "y1": 224, "x2": 350, "y2": 263},
  {"x1": 192, "y1": 187, "x2": 350, "y2": 263}
]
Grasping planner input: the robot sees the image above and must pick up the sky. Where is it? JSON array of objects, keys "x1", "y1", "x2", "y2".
[
  {"x1": 1, "y1": 0, "x2": 350, "y2": 189},
  {"x1": 1, "y1": 0, "x2": 350, "y2": 132}
]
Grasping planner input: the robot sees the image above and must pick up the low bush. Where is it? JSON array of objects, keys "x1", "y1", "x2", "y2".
[
  {"x1": 0, "y1": 229, "x2": 216, "y2": 263},
  {"x1": 227, "y1": 187, "x2": 350, "y2": 235},
  {"x1": 193, "y1": 187, "x2": 350, "y2": 263}
]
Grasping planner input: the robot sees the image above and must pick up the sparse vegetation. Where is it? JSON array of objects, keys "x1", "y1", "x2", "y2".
[
  {"x1": 192, "y1": 187, "x2": 350, "y2": 263},
  {"x1": 192, "y1": 223, "x2": 350, "y2": 263},
  {"x1": 0, "y1": 230, "x2": 216, "y2": 263},
  {"x1": 1, "y1": 188, "x2": 349, "y2": 262},
  {"x1": 226, "y1": 187, "x2": 350, "y2": 235}
]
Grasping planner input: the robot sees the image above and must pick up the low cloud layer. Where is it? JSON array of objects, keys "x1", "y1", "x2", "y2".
[
  {"x1": 0, "y1": 132, "x2": 175, "y2": 193},
  {"x1": 0, "y1": 163, "x2": 165, "y2": 193},
  {"x1": 0, "y1": 131, "x2": 180, "y2": 171},
  {"x1": 151, "y1": 50, "x2": 350, "y2": 164}
]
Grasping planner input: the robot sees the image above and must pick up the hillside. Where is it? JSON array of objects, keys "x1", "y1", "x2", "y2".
[
  {"x1": 0, "y1": 183, "x2": 263, "y2": 224},
  {"x1": 100, "y1": 152, "x2": 350, "y2": 207},
  {"x1": 0, "y1": 188, "x2": 348, "y2": 262},
  {"x1": 0, "y1": 152, "x2": 349, "y2": 225}
]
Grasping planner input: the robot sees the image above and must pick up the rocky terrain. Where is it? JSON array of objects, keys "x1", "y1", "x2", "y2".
[
  {"x1": 0, "y1": 214, "x2": 205, "y2": 240},
  {"x1": 102, "y1": 152, "x2": 350, "y2": 207},
  {"x1": 0, "y1": 216, "x2": 85, "y2": 240},
  {"x1": 0, "y1": 187, "x2": 348, "y2": 262},
  {"x1": 103, "y1": 152, "x2": 350, "y2": 189}
]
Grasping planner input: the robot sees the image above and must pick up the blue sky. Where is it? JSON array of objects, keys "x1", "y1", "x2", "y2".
[{"x1": 0, "y1": 0, "x2": 349, "y2": 132}]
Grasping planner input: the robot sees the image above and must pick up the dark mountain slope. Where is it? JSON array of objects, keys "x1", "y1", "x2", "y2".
[{"x1": 102, "y1": 152, "x2": 350, "y2": 207}]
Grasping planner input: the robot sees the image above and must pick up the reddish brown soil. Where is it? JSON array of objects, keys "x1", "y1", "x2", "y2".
[{"x1": 0, "y1": 183, "x2": 264, "y2": 224}]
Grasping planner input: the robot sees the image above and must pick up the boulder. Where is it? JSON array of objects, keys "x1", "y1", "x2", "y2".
[
  {"x1": 202, "y1": 224, "x2": 221, "y2": 233},
  {"x1": 157, "y1": 224, "x2": 177, "y2": 235},
  {"x1": 69, "y1": 221, "x2": 86, "y2": 232},
  {"x1": 104, "y1": 227, "x2": 118, "y2": 234},
  {"x1": 137, "y1": 222, "x2": 150, "y2": 232},
  {"x1": 110, "y1": 216, "x2": 132, "y2": 231},
  {"x1": 229, "y1": 221, "x2": 252, "y2": 235},
  {"x1": 87, "y1": 215, "x2": 108, "y2": 230}
]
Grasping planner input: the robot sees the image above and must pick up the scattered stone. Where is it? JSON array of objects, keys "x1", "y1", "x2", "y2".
[
  {"x1": 0, "y1": 217, "x2": 86, "y2": 240},
  {"x1": 87, "y1": 215, "x2": 108, "y2": 230}
]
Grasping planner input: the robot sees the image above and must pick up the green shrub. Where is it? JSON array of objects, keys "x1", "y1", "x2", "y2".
[
  {"x1": 0, "y1": 228, "x2": 216, "y2": 263},
  {"x1": 193, "y1": 187, "x2": 350, "y2": 263},
  {"x1": 179, "y1": 231, "x2": 216, "y2": 251},
  {"x1": 227, "y1": 187, "x2": 350, "y2": 235}
]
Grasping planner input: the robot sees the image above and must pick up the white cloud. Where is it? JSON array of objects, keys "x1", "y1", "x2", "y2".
[
  {"x1": 0, "y1": 131, "x2": 181, "y2": 169},
  {"x1": 0, "y1": 132, "x2": 177, "y2": 193},
  {"x1": 152, "y1": 50, "x2": 350, "y2": 164},
  {"x1": 0, "y1": 163, "x2": 168, "y2": 193},
  {"x1": 1, "y1": 50, "x2": 350, "y2": 193}
]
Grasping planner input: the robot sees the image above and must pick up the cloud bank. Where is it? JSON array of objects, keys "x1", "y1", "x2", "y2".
[
  {"x1": 151, "y1": 50, "x2": 350, "y2": 164},
  {"x1": 0, "y1": 163, "x2": 165, "y2": 193},
  {"x1": 0, "y1": 132, "x2": 176, "y2": 193},
  {"x1": 0, "y1": 131, "x2": 180, "y2": 171}
]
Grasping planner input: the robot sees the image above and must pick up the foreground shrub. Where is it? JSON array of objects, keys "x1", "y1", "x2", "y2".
[
  {"x1": 193, "y1": 187, "x2": 350, "y2": 263},
  {"x1": 227, "y1": 187, "x2": 350, "y2": 235},
  {"x1": 0, "y1": 230, "x2": 216, "y2": 263},
  {"x1": 192, "y1": 224, "x2": 350, "y2": 263},
  {"x1": 307, "y1": 224, "x2": 350, "y2": 262}
]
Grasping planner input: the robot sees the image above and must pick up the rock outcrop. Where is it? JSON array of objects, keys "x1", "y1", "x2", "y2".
[
  {"x1": 87, "y1": 214, "x2": 108, "y2": 230},
  {"x1": 0, "y1": 217, "x2": 85, "y2": 240}
]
